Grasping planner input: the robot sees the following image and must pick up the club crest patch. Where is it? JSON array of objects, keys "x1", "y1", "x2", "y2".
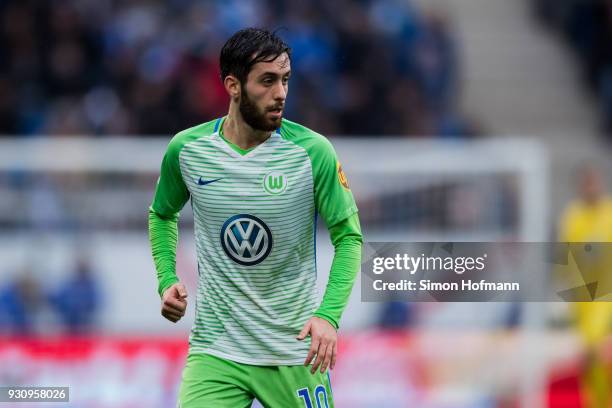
[{"x1": 337, "y1": 161, "x2": 350, "y2": 190}]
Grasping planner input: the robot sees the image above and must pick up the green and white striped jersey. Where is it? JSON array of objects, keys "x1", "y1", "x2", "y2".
[{"x1": 151, "y1": 117, "x2": 358, "y2": 365}]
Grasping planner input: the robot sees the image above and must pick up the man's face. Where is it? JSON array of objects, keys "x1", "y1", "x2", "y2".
[{"x1": 239, "y1": 52, "x2": 290, "y2": 132}]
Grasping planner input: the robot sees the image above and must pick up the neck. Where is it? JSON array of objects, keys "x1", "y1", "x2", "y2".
[
  {"x1": 222, "y1": 103, "x2": 272, "y2": 150},
  {"x1": 583, "y1": 196, "x2": 602, "y2": 207}
]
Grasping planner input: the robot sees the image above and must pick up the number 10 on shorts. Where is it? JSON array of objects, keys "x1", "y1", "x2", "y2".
[{"x1": 296, "y1": 385, "x2": 329, "y2": 408}]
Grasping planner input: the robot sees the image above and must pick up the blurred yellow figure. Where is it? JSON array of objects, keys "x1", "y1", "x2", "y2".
[{"x1": 559, "y1": 164, "x2": 612, "y2": 408}]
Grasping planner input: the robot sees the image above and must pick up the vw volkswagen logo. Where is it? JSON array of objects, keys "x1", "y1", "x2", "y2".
[{"x1": 220, "y1": 214, "x2": 272, "y2": 266}]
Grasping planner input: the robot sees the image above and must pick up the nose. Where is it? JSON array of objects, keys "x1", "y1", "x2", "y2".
[{"x1": 273, "y1": 81, "x2": 287, "y2": 102}]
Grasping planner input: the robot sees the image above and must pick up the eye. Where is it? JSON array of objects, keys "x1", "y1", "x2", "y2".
[
  {"x1": 282, "y1": 76, "x2": 290, "y2": 84},
  {"x1": 262, "y1": 78, "x2": 274, "y2": 86}
]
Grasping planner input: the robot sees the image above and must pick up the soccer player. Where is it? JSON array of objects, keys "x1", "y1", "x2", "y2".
[
  {"x1": 559, "y1": 164, "x2": 612, "y2": 408},
  {"x1": 148, "y1": 28, "x2": 362, "y2": 407}
]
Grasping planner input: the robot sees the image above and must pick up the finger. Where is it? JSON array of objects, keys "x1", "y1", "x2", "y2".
[
  {"x1": 164, "y1": 297, "x2": 187, "y2": 313},
  {"x1": 163, "y1": 302, "x2": 186, "y2": 316},
  {"x1": 330, "y1": 342, "x2": 338, "y2": 370},
  {"x1": 296, "y1": 321, "x2": 311, "y2": 340},
  {"x1": 311, "y1": 343, "x2": 328, "y2": 374},
  {"x1": 176, "y1": 283, "x2": 188, "y2": 299},
  {"x1": 320, "y1": 342, "x2": 334, "y2": 373},
  {"x1": 163, "y1": 304, "x2": 185, "y2": 317},
  {"x1": 162, "y1": 310, "x2": 181, "y2": 322},
  {"x1": 304, "y1": 337, "x2": 319, "y2": 366}
]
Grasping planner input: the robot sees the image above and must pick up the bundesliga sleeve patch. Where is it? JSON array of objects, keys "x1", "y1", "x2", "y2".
[{"x1": 337, "y1": 161, "x2": 350, "y2": 190}]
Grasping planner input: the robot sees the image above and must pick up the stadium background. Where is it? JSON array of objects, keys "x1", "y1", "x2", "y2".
[{"x1": 0, "y1": 0, "x2": 611, "y2": 406}]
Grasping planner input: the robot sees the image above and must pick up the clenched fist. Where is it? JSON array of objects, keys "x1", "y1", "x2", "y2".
[{"x1": 161, "y1": 282, "x2": 188, "y2": 323}]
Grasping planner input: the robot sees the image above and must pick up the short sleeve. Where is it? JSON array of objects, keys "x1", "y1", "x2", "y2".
[
  {"x1": 151, "y1": 136, "x2": 190, "y2": 217},
  {"x1": 311, "y1": 138, "x2": 358, "y2": 227}
]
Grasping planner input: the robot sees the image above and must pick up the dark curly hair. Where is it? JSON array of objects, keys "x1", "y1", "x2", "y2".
[{"x1": 220, "y1": 28, "x2": 291, "y2": 85}]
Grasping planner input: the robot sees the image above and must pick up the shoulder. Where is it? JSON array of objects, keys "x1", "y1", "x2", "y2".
[
  {"x1": 166, "y1": 119, "x2": 220, "y2": 158},
  {"x1": 280, "y1": 118, "x2": 336, "y2": 158}
]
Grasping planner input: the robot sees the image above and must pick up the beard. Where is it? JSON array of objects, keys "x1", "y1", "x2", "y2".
[{"x1": 239, "y1": 86, "x2": 283, "y2": 132}]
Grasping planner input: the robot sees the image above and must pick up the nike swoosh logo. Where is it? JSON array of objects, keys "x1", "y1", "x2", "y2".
[{"x1": 197, "y1": 177, "x2": 222, "y2": 186}]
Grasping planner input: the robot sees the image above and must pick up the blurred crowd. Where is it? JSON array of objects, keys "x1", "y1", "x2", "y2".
[
  {"x1": 532, "y1": 0, "x2": 612, "y2": 136},
  {"x1": 0, "y1": 258, "x2": 102, "y2": 335},
  {"x1": 0, "y1": 0, "x2": 478, "y2": 137}
]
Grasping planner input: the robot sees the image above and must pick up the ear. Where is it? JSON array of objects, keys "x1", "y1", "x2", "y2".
[{"x1": 223, "y1": 75, "x2": 241, "y2": 100}]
